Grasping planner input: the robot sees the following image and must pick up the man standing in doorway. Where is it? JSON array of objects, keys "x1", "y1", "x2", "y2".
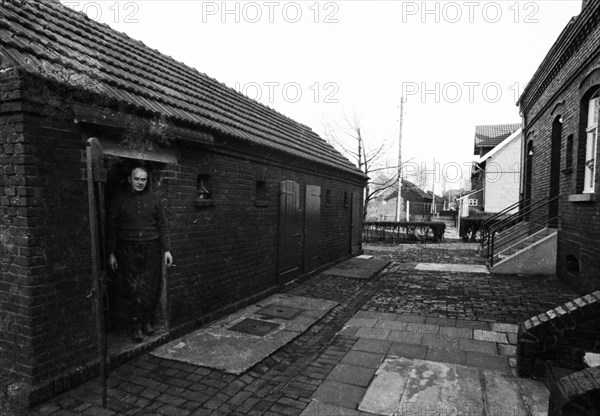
[{"x1": 107, "y1": 166, "x2": 173, "y2": 342}]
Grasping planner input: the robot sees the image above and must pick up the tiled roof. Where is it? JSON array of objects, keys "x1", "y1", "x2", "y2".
[
  {"x1": 0, "y1": 0, "x2": 365, "y2": 178},
  {"x1": 384, "y1": 179, "x2": 441, "y2": 202},
  {"x1": 474, "y1": 123, "x2": 521, "y2": 153}
]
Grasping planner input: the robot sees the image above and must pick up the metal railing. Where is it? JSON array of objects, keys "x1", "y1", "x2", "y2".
[
  {"x1": 480, "y1": 199, "x2": 523, "y2": 238},
  {"x1": 484, "y1": 195, "x2": 561, "y2": 267}
]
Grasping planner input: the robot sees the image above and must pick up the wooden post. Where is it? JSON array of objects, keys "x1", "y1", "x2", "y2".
[{"x1": 86, "y1": 138, "x2": 108, "y2": 408}]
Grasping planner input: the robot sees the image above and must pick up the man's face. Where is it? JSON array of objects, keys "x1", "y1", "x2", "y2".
[{"x1": 129, "y1": 168, "x2": 148, "y2": 192}]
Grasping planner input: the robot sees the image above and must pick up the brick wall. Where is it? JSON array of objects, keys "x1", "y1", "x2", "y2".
[
  {"x1": 518, "y1": 291, "x2": 600, "y2": 379},
  {"x1": 164, "y1": 140, "x2": 362, "y2": 327},
  {"x1": 519, "y1": 4, "x2": 600, "y2": 291},
  {"x1": 0, "y1": 67, "x2": 30, "y2": 389},
  {"x1": 1, "y1": 71, "x2": 365, "y2": 403}
]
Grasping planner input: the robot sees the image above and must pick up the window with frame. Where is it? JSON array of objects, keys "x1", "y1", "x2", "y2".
[
  {"x1": 468, "y1": 198, "x2": 478, "y2": 206},
  {"x1": 584, "y1": 90, "x2": 600, "y2": 193}
]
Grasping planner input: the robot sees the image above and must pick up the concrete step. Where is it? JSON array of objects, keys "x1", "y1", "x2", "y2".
[
  {"x1": 496, "y1": 228, "x2": 551, "y2": 259},
  {"x1": 492, "y1": 230, "x2": 558, "y2": 275}
]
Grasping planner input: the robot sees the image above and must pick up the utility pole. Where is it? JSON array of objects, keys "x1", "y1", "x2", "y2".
[
  {"x1": 431, "y1": 157, "x2": 436, "y2": 218},
  {"x1": 395, "y1": 97, "x2": 404, "y2": 222}
]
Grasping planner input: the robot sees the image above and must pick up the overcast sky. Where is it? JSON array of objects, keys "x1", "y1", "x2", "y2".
[{"x1": 61, "y1": 0, "x2": 583, "y2": 189}]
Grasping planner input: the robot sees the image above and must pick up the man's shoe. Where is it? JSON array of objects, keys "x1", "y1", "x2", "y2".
[
  {"x1": 142, "y1": 323, "x2": 154, "y2": 336},
  {"x1": 131, "y1": 328, "x2": 143, "y2": 343}
]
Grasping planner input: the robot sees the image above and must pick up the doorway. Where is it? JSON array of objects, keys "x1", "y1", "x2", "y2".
[
  {"x1": 103, "y1": 156, "x2": 169, "y2": 346},
  {"x1": 549, "y1": 116, "x2": 562, "y2": 227},
  {"x1": 524, "y1": 141, "x2": 534, "y2": 219}
]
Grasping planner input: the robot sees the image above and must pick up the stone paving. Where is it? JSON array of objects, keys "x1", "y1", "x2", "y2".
[{"x1": 21, "y1": 242, "x2": 579, "y2": 416}]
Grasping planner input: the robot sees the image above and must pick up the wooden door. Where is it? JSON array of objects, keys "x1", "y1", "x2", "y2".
[
  {"x1": 350, "y1": 192, "x2": 362, "y2": 255},
  {"x1": 304, "y1": 185, "x2": 321, "y2": 273},
  {"x1": 278, "y1": 181, "x2": 302, "y2": 284}
]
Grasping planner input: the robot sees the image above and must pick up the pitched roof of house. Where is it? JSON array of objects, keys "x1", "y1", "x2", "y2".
[
  {"x1": 474, "y1": 123, "x2": 522, "y2": 154},
  {"x1": 383, "y1": 179, "x2": 442, "y2": 202},
  {"x1": 0, "y1": 0, "x2": 365, "y2": 178},
  {"x1": 476, "y1": 128, "x2": 523, "y2": 164}
]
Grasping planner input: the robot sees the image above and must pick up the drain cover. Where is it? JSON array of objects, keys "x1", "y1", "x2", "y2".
[
  {"x1": 257, "y1": 304, "x2": 304, "y2": 320},
  {"x1": 228, "y1": 318, "x2": 279, "y2": 336}
]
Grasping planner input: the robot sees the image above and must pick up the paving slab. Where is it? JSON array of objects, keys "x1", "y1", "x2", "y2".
[
  {"x1": 151, "y1": 294, "x2": 336, "y2": 374},
  {"x1": 415, "y1": 262, "x2": 490, "y2": 273},
  {"x1": 358, "y1": 357, "x2": 549, "y2": 416},
  {"x1": 466, "y1": 352, "x2": 510, "y2": 373},
  {"x1": 359, "y1": 357, "x2": 483, "y2": 416},
  {"x1": 387, "y1": 342, "x2": 428, "y2": 360},
  {"x1": 425, "y1": 347, "x2": 467, "y2": 366},
  {"x1": 474, "y1": 329, "x2": 509, "y2": 344},
  {"x1": 351, "y1": 338, "x2": 391, "y2": 354},
  {"x1": 311, "y1": 380, "x2": 366, "y2": 410},
  {"x1": 519, "y1": 377, "x2": 551, "y2": 416},
  {"x1": 323, "y1": 256, "x2": 390, "y2": 279},
  {"x1": 482, "y1": 370, "x2": 528, "y2": 415},
  {"x1": 458, "y1": 338, "x2": 498, "y2": 355},
  {"x1": 300, "y1": 399, "x2": 362, "y2": 416},
  {"x1": 341, "y1": 350, "x2": 385, "y2": 369},
  {"x1": 326, "y1": 364, "x2": 376, "y2": 387}
]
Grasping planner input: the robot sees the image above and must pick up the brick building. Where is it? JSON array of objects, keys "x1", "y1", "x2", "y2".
[
  {"x1": 0, "y1": 0, "x2": 367, "y2": 404},
  {"x1": 517, "y1": 0, "x2": 600, "y2": 290}
]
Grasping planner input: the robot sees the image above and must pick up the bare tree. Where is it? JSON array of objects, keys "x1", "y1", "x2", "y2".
[{"x1": 324, "y1": 115, "x2": 401, "y2": 219}]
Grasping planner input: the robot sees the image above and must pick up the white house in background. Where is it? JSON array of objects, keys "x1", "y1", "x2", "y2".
[
  {"x1": 475, "y1": 127, "x2": 523, "y2": 213},
  {"x1": 457, "y1": 189, "x2": 484, "y2": 218}
]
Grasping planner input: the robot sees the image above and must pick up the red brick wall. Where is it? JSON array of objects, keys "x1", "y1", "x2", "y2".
[
  {"x1": 519, "y1": 4, "x2": 600, "y2": 291},
  {"x1": 1, "y1": 71, "x2": 364, "y2": 402},
  {"x1": 163, "y1": 140, "x2": 362, "y2": 327},
  {"x1": 0, "y1": 68, "x2": 31, "y2": 387}
]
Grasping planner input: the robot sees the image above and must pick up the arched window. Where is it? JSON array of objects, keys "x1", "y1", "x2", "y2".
[{"x1": 584, "y1": 89, "x2": 600, "y2": 193}]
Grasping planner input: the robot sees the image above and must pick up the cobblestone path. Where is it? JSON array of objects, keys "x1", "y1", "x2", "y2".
[
  {"x1": 363, "y1": 243, "x2": 578, "y2": 323},
  {"x1": 23, "y1": 243, "x2": 579, "y2": 416}
]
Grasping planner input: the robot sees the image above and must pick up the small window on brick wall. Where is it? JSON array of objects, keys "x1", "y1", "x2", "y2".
[
  {"x1": 343, "y1": 191, "x2": 349, "y2": 208},
  {"x1": 564, "y1": 134, "x2": 574, "y2": 173},
  {"x1": 256, "y1": 180, "x2": 268, "y2": 207},
  {"x1": 325, "y1": 190, "x2": 332, "y2": 206},
  {"x1": 196, "y1": 174, "x2": 213, "y2": 206}
]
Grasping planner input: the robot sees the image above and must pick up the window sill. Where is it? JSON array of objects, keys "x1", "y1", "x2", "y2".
[
  {"x1": 561, "y1": 167, "x2": 573, "y2": 174},
  {"x1": 255, "y1": 200, "x2": 269, "y2": 207},
  {"x1": 568, "y1": 193, "x2": 596, "y2": 203},
  {"x1": 195, "y1": 198, "x2": 215, "y2": 207}
]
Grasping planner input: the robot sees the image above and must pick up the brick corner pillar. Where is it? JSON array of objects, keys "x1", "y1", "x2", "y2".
[{"x1": 517, "y1": 291, "x2": 600, "y2": 379}]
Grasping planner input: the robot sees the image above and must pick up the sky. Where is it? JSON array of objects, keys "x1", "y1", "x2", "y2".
[{"x1": 60, "y1": 0, "x2": 583, "y2": 190}]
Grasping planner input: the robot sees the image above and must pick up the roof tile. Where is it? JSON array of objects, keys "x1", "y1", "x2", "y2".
[
  {"x1": 474, "y1": 123, "x2": 521, "y2": 152},
  {"x1": 1, "y1": 0, "x2": 363, "y2": 177}
]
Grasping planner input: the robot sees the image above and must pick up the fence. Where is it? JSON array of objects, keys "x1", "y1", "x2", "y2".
[{"x1": 363, "y1": 221, "x2": 446, "y2": 244}]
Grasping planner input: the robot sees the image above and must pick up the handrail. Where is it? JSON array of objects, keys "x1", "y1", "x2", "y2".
[
  {"x1": 481, "y1": 199, "x2": 523, "y2": 232},
  {"x1": 485, "y1": 195, "x2": 557, "y2": 244},
  {"x1": 480, "y1": 199, "x2": 524, "y2": 251},
  {"x1": 485, "y1": 195, "x2": 561, "y2": 264},
  {"x1": 489, "y1": 214, "x2": 560, "y2": 267}
]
